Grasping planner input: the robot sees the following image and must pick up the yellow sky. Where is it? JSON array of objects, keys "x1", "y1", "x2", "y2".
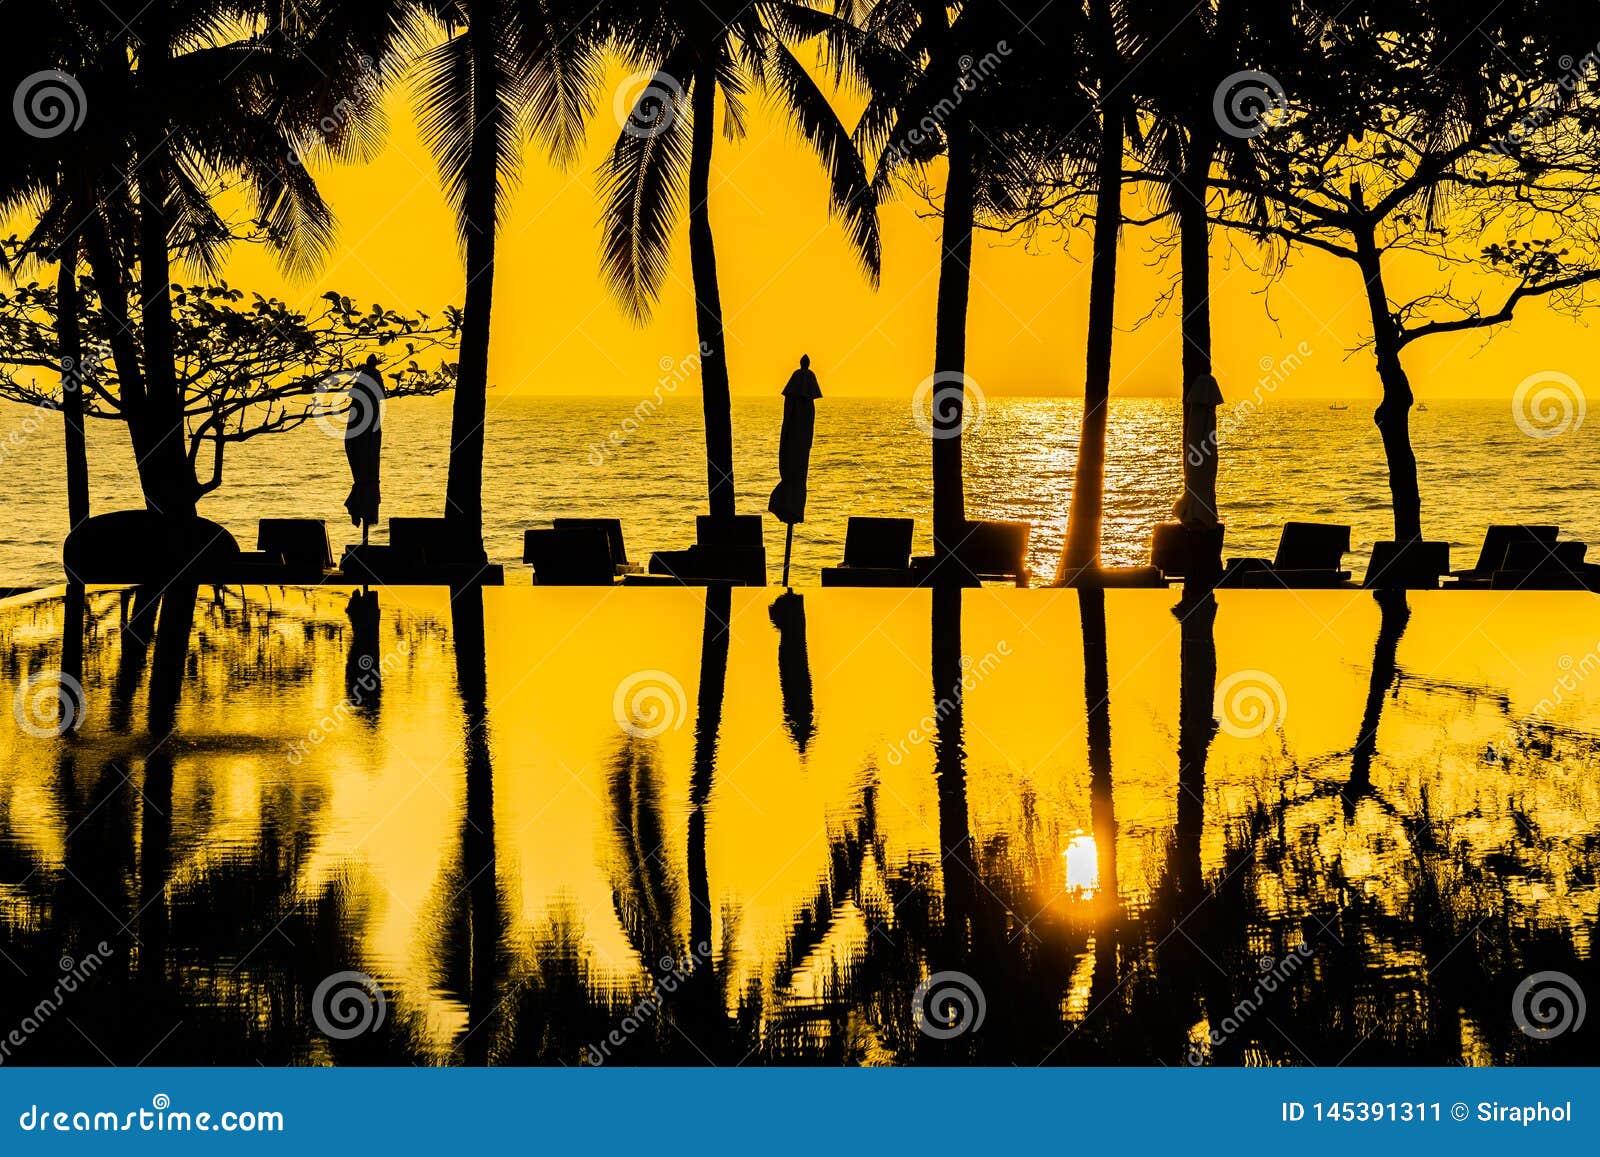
[{"x1": 218, "y1": 66, "x2": 1589, "y2": 402}]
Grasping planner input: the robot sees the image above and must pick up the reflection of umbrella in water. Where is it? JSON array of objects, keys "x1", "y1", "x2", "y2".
[
  {"x1": 343, "y1": 355, "x2": 385, "y2": 546},
  {"x1": 768, "y1": 591, "x2": 815, "y2": 756},
  {"x1": 345, "y1": 589, "x2": 383, "y2": 717},
  {"x1": 767, "y1": 355, "x2": 821, "y2": 587}
]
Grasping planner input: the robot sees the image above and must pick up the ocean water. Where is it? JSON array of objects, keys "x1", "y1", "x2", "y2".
[{"x1": 2, "y1": 394, "x2": 1596, "y2": 586}]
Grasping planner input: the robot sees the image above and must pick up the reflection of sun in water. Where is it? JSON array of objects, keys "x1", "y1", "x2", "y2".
[{"x1": 1062, "y1": 833, "x2": 1099, "y2": 895}]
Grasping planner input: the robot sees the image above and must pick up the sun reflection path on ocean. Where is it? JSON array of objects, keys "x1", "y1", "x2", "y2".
[{"x1": 0, "y1": 584, "x2": 1595, "y2": 1066}]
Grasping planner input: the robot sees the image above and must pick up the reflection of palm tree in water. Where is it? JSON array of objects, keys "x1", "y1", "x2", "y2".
[
  {"x1": 589, "y1": 586, "x2": 735, "y2": 1062},
  {"x1": 446, "y1": 587, "x2": 505, "y2": 1065},
  {"x1": 1172, "y1": 590, "x2": 1217, "y2": 903},
  {"x1": 931, "y1": 586, "x2": 973, "y2": 964},
  {"x1": 137, "y1": 584, "x2": 197, "y2": 1002},
  {"x1": 1157, "y1": 588, "x2": 1226, "y2": 1063},
  {"x1": 1078, "y1": 589, "x2": 1121, "y2": 1006}
]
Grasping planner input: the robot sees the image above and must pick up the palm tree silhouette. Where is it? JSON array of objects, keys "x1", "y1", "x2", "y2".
[
  {"x1": 5, "y1": 3, "x2": 362, "y2": 523},
  {"x1": 861, "y1": 0, "x2": 1070, "y2": 563},
  {"x1": 1133, "y1": 0, "x2": 1288, "y2": 572},
  {"x1": 598, "y1": 0, "x2": 881, "y2": 521},
  {"x1": 1059, "y1": 0, "x2": 1130, "y2": 579},
  {"x1": 305, "y1": 1, "x2": 602, "y2": 553}
]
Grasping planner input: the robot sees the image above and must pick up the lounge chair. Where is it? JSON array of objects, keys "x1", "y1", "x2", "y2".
[
  {"x1": 257, "y1": 519, "x2": 335, "y2": 582},
  {"x1": 553, "y1": 517, "x2": 640, "y2": 575},
  {"x1": 1220, "y1": 522, "x2": 1353, "y2": 588},
  {"x1": 1488, "y1": 538, "x2": 1598, "y2": 590},
  {"x1": 913, "y1": 519, "x2": 1032, "y2": 587},
  {"x1": 524, "y1": 525, "x2": 618, "y2": 585},
  {"x1": 1146, "y1": 522, "x2": 1226, "y2": 586},
  {"x1": 1446, "y1": 525, "x2": 1558, "y2": 588},
  {"x1": 643, "y1": 515, "x2": 767, "y2": 586},
  {"x1": 1363, "y1": 540, "x2": 1450, "y2": 589},
  {"x1": 340, "y1": 517, "x2": 504, "y2": 585},
  {"x1": 820, "y1": 516, "x2": 918, "y2": 586}
]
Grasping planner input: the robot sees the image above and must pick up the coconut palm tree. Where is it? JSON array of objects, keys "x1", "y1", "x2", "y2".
[
  {"x1": 2, "y1": 2, "x2": 116, "y2": 531},
  {"x1": 3, "y1": 2, "x2": 358, "y2": 523},
  {"x1": 861, "y1": 0, "x2": 1084, "y2": 565},
  {"x1": 288, "y1": 0, "x2": 604, "y2": 557},
  {"x1": 596, "y1": 0, "x2": 882, "y2": 522},
  {"x1": 1130, "y1": 0, "x2": 1296, "y2": 575},
  {"x1": 1058, "y1": 0, "x2": 1132, "y2": 581}
]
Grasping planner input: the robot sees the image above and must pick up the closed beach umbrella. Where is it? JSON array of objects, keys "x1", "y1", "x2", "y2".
[
  {"x1": 768, "y1": 355, "x2": 822, "y2": 585},
  {"x1": 343, "y1": 355, "x2": 385, "y2": 544}
]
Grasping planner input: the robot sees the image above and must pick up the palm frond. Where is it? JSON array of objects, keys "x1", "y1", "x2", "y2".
[
  {"x1": 766, "y1": 38, "x2": 880, "y2": 282},
  {"x1": 596, "y1": 54, "x2": 696, "y2": 322}
]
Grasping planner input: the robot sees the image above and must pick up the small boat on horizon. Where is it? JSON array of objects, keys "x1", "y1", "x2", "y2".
[
  {"x1": 1328, "y1": 401, "x2": 1349, "y2": 411},
  {"x1": 1417, "y1": 401, "x2": 1429, "y2": 411}
]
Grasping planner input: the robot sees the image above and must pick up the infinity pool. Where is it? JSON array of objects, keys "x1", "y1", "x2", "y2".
[{"x1": 1, "y1": 585, "x2": 1594, "y2": 1065}]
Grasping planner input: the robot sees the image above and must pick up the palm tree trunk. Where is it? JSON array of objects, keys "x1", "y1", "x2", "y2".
[
  {"x1": 1355, "y1": 230, "x2": 1423, "y2": 543},
  {"x1": 57, "y1": 236, "x2": 90, "y2": 530},
  {"x1": 133, "y1": 32, "x2": 198, "y2": 522},
  {"x1": 443, "y1": 4, "x2": 500, "y2": 555},
  {"x1": 687, "y1": 65, "x2": 736, "y2": 521},
  {"x1": 1175, "y1": 137, "x2": 1220, "y2": 569},
  {"x1": 932, "y1": 119, "x2": 975, "y2": 561},
  {"x1": 83, "y1": 219, "x2": 153, "y2": 465},
  {"x1": 1059, "y1": 72, "x2": 1123, "y2": 581}
]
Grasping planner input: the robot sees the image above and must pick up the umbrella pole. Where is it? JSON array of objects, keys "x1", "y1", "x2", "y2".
[{"x1": 782, "y1": 522, "x2": 794, "y2": 588}]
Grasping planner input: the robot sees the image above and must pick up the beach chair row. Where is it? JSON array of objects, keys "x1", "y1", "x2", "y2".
[{"x1": 57, "y1": 509, "x2": 1600, "y2": 591}]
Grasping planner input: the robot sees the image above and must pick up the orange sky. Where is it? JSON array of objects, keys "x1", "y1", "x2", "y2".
[{"x1": 211, "y1": 63, "x2": 1593, "y2": 403}]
